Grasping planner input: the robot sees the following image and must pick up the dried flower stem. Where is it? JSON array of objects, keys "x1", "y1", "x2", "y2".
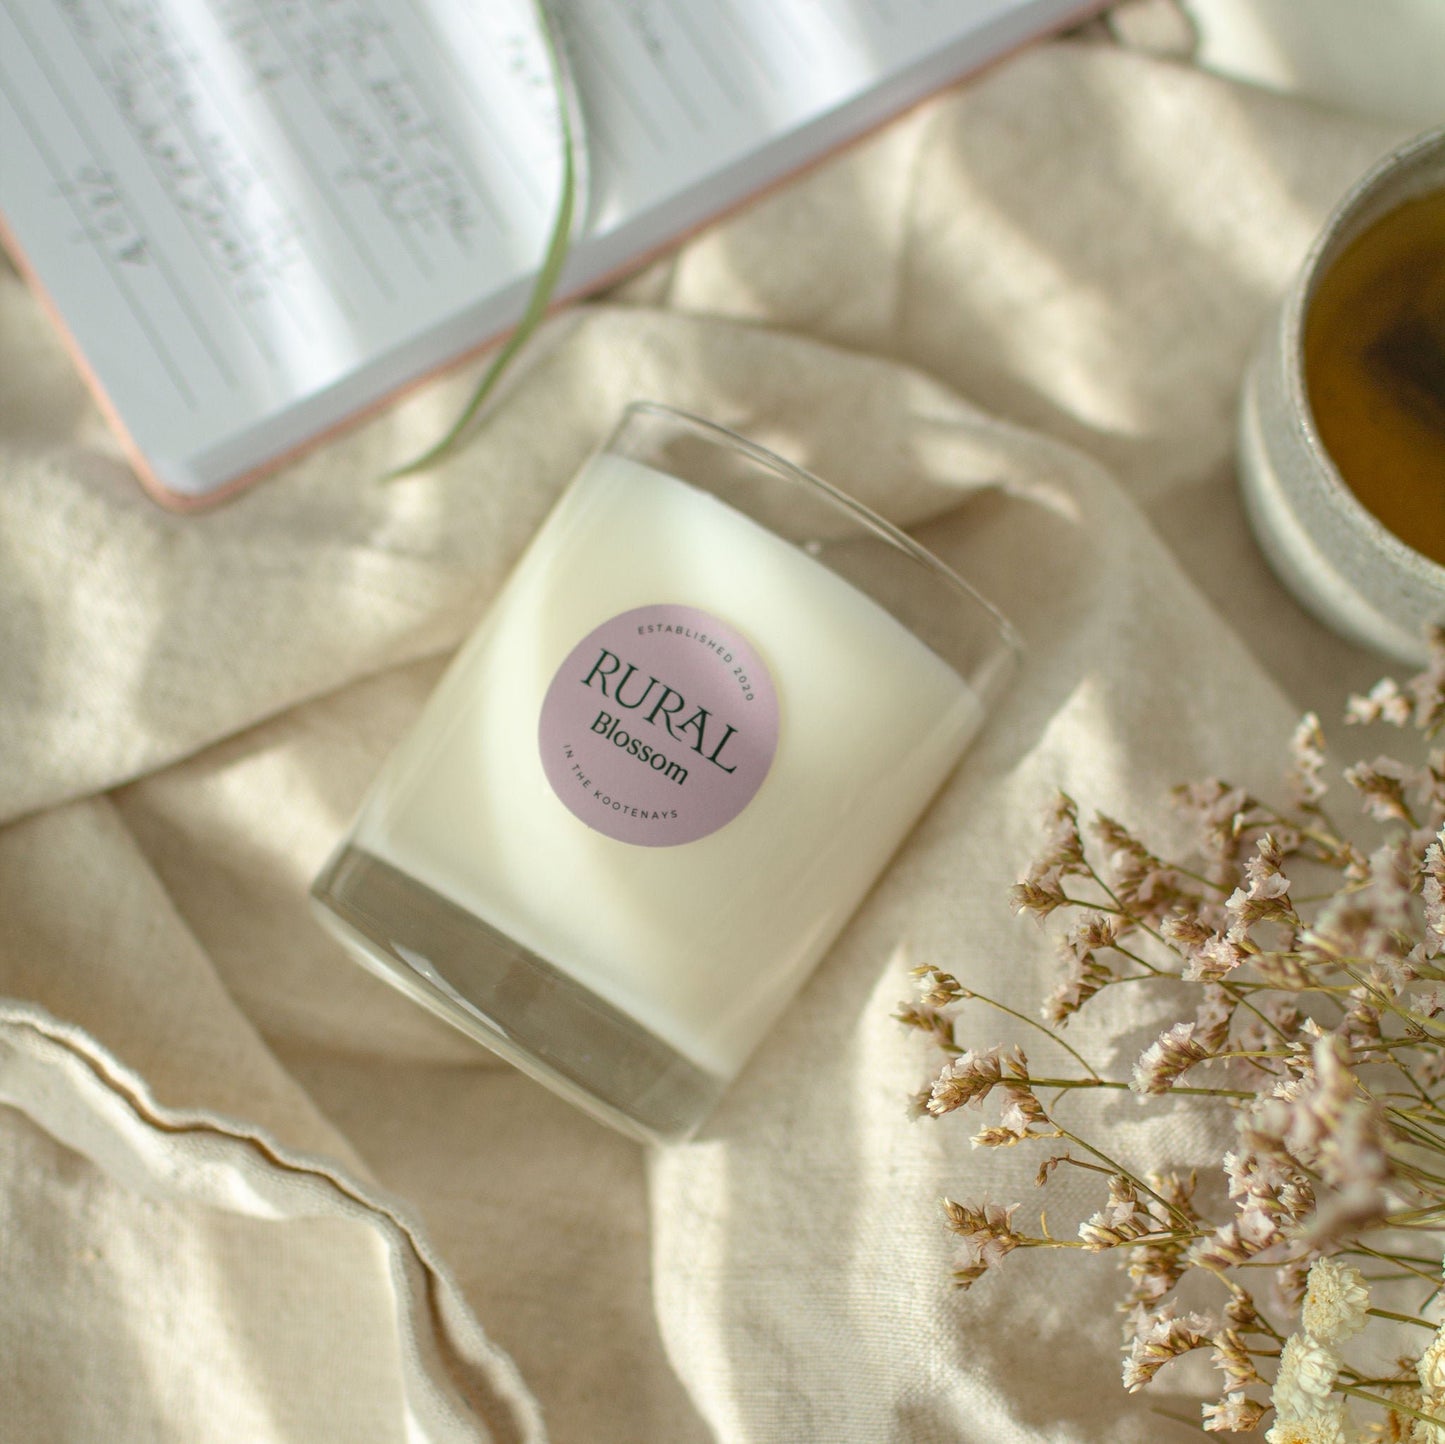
[
  {"x1": 1340, "y1": 1385, "x2": 1445, "y2": 1427},
  {"x1": 940, "y1": 985, "x2": 1103, "y2": 1080}
]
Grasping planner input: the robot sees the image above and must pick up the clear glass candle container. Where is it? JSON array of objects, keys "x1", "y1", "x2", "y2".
[{"x1": 311, "y1": 404, "x2": 1019, "y2": 1143}]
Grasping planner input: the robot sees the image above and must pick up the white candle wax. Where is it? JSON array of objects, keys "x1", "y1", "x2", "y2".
[{"x1": 351, "y1": 455, "x2": 982, "y2": 1079}]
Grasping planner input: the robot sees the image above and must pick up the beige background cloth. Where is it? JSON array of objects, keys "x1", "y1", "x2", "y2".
[{"x1": 0, "y1": 32, "x2": 1418, "y2": 1444}]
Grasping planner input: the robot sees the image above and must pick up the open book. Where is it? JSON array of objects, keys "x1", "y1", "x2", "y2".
[{"x1": 0, "y1": 0, "x2": 1096, "y2": 507}]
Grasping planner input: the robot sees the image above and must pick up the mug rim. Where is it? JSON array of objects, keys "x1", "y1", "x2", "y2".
[{"x1": 1277, "y1": 125, "x2": 1445, "y2": 587}]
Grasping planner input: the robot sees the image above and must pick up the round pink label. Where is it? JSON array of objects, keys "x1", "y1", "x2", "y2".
[{"x1": 538, "y1": 604, "x2": 779, "y2": 846}]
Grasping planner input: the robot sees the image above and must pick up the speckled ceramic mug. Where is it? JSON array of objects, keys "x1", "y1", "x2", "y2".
[{"x1": 1237, "y1": 127, "x2": 1445, "y2": 667}]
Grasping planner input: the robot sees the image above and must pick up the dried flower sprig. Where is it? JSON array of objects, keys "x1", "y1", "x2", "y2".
[{"x1": 901, "y1": 627, "x2": 1445, "y2": 1438}]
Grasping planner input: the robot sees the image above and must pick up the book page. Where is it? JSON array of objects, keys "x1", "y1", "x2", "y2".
[
  {"x1": 0, "y1": 0, "x2": 562, "y2": 489},
  {"x1": 0, "y1": 0, "x2": 1089, "y2": 497}
]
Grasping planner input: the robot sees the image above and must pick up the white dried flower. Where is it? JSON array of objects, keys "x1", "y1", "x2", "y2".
[
  {"x1": 1419, "y1": 1328, "x2": 1445, "y2": 1398},
  {"x1": 1264, "y1": 1404, "x2": 1353, "y2": 1443},
  {"x1": 1272, "y1": 1333, "x2": 1341, "y2": 1422},
  {"x1": 1301, "y1": 1257, "x2": 1369, "y2": 1344}
]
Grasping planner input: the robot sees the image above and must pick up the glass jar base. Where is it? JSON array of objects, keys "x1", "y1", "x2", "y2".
[{"x1": 310, "y1": 846, "x2": 724, "y2": 1144}]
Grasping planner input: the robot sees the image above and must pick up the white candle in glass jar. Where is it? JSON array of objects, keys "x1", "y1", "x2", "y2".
[
  {"x1": 314, "y1": 405, "x2": 1016, "y2": 1141},
  {"x1": 353, "y1": 455, "x2": 980, "y2": 1075}
]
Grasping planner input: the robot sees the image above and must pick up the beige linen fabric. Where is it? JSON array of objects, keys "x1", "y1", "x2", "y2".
[{"x1": 0, "y1": 38, "x2": 1419, "y2": 1444}]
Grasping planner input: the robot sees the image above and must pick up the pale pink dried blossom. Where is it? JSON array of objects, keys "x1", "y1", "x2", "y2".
[
  {"x1": 1345, "y1": 757, "x2": 1417, "y2": 825},
  {"x1": 971, "y1": 1079, "x2": 1050, "y2": 1148},
  {"x1": 1223, "y1": 1145, "x2": 1314, "y2": 1227},
  {"x1": 1042, "y1": 959, "x2": 1113, "y2": 1026},
  {"x1": 1225, "y1": 882, "x2": 1294, "y2": 935},
  {"x1": 1173, "y1": 778, "x2": 1260, "y2": 873},
  {"x1": 1225, "y1": 1292, "x2": 1263, "y2": 1332},
  {"x1": 943, "y1": 1199, "x2": 1023, "y2": 1288},
  {"x1": 1226, "y1": 835, "x2": 1301, "y2": 937},
  {"x1": 1093, "y1": 814, "x2": 1189, "y2": 919},
  {"x1": 993, "y1": 1083, "x2": 1048, "y2": 1138},
  {"x1": 1008, "y1": 878, "x2": 1067, "y2": 919},
  {"x1": 1162, "y1": 909, "x2": 1213, "y2": 952},
  {"x1": 1225, "y1": 1146, "x2": 1296, "y2": 1203},
  {"x1": 1124, "y1": 1237, "x2": 1188, "y2": 1308},
  {"x1": 926, "y1": 1045, "x2": 1024, "y2": 1117},
  {"x1": 1079, "y1": 1176, "x2": 1153, "y2": 1251},
  {"x1": 1412, "y1": 626, "x2": 1445, "y2": 734},
  {"x1": 1413, "y1": 982, "x2": 1445, "y2": 1017},
  {"x1": 1247, "y1": 834, "x2": 1294, "y2": 894},
  {"x1": 1131, "y1": 987, "x2": 1232, "y2": 1094},
  {"x1": 1420, "y1": 1047, "x2": 1445, "y2": 1089},
  {"x1": 1133, "y1": 1023, "x2": 1212, "y2": 1095},
  {"x1": 1347, "y1": 677, "x2": 1415, "y2": 729},
  {"x1": 1187, "y1": 1208, "x2": 1283, "y2": 1271},
  {"x1": 1425, "y1": 836, "x2": 1445, "y2": 954},
  {"x1": 1122, "y1": 1307, "x2": 1215, "y2": 1392},
  {"x1": 1287, "y1": 714, "x2": 1329, "y2": 806},
  {"x1": 1164, "y1": 909, "x2": 1250, "y2": 982},
  {"x1": 1252, "y1": 1039, "x2": 1392, "y2": 1222},
  {"x1": 1043, "y1": 913, "x2": 1120, "y2": 1024},
  {"x1": 1205, "y1": 1394, "x2": 1268, "y2": 1435},
  {"x1": 1203, "y1": 1390, "x2": 1267, "y2": 1433},
  {"x1": 1304, "y1": 847, "x2": 1416, "y2": 978},
  {"x1": 1036, "y1": 791, "x2": 1088, "y2": 875},
  {"x1": 1212, "y1": 1327, "x2": 1265, "y2": 1392},
  {"x1": 1010, "y1": 794, "x2": 1090, "y2": 920},
  {"x1": 894, "y1": 1002, "x2": 955, "y2": 1055},
  {"x1": 1188, "y1": 935, "x2": 1249, "y2": 984},
  {"x1": 1111, "y1": 1174, "x2": 1197, "y2": 1309},
  {"x1": 1337, "y1": 993, "x2": 1386, "y2": 1056},
  {"x1": 912, "y1": 967, "x2": 966, "y2": 1010}
]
